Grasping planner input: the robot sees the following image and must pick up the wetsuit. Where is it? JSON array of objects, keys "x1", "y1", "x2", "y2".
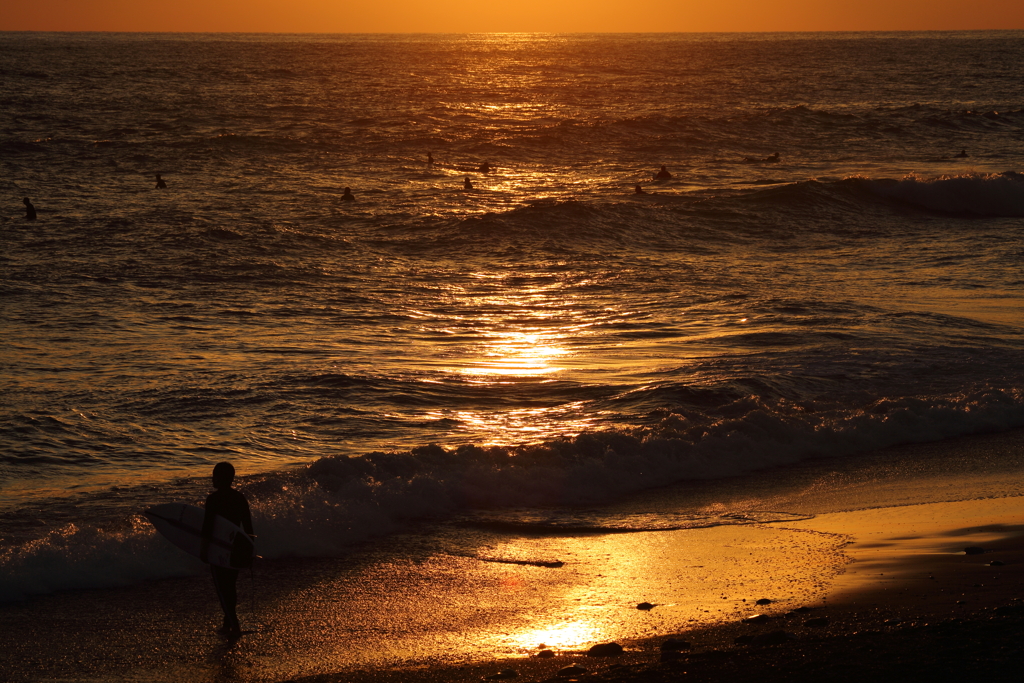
[{"x1": 202, "y1": 487, "x2": 253, "y2": 632}]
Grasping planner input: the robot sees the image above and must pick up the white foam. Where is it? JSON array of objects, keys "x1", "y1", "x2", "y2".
[{"x1": 2, "y1": 386, "x2": 1022, "y2": 602}]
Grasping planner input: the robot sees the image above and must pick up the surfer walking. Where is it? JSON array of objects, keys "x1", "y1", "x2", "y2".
[{"x1": 201, "y1": 462, "x2": 253, "y2": 638}]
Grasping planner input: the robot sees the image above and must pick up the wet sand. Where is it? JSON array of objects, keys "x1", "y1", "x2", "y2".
[{"x1": 1, "y1": 431, "x2": 1022, "y2": 682}]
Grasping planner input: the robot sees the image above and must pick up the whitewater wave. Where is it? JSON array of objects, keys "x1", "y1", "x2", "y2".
[{"x1": 3, "y1": 386, "x2": 1022, "y2": 602}]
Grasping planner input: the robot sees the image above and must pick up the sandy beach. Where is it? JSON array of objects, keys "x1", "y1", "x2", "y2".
[{"x1": 2, "y1": 430, "x2": 1022, "y2": 683}]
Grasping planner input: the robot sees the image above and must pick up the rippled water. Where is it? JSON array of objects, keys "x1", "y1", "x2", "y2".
[{"x1": 1, "y1": 31, "x2": 1023, "y2": 601}]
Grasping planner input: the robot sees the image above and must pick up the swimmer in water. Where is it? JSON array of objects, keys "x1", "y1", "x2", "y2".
[
  {"x1": 478, "y1": 162, "x2": 491, "y2": 174},
  {"x1": 464, "y1": 176, "x2": 473, "y2": 190},
  {"x1": 155, "y1": 174, "x2": 167, "y2": 189},
  {"x1": 955, "y1": 149, "x2": 969, "y2": 158},
  {"x1": 655, "y1": 166, "x2": 672, "y2": 180},
  {"x1": 23, "y1": 197, "x2": 37, "y2": 221},
  {"x1": 635, "y1": 184, "x2": 647, "y2": 194},
  {"x1": 341, "y1": 187, "x2": 355, "y2": 201},
  {"x1": 764, "y1": 152, "x2": 781, "y2": 163},
  {"x1": 427, "y1": 152, "x2": 434, "y2": 165}
]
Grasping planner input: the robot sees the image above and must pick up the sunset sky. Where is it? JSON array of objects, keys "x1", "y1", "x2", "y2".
[{"x1": 3, "y1": 0, "x2": 1023, "y2": 33}]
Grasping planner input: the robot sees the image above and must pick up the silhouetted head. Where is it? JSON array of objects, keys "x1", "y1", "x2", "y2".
[
  {"x1": 23, "y1": 197, "x2": 31, "y2": 205},
  {"x1": 635, "y1": 185, "x2": 644, "y2": 194},
  {"x1": 212, "y1": 462, "x2": 235, "y2": 490},
  {"x1": 660, "y1": 166, "x2": 667, "y2": 171}
]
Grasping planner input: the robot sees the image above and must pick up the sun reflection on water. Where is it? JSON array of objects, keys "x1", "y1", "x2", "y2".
[{"x1": 504, "y1": 620, "x2": 603, "y2": 652}]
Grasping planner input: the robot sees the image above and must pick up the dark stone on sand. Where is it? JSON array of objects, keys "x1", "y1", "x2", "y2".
[
  {"x1": 743, "y1": 614, "x2": 772, "y2": 624},
  {"x1": 660, "y1": 638, "x2": 691, "y2": 651},
  {"x1": 755, "y1": 598, "x2": 773, "y2": 605},
  {"x1": 536, "y1": 649, "x2": 555, "y2": 658},
  {"x1": 734, "y1": 635, "x2": 755, "y2": 645},
  {"x1": 587, "y1": 642, "x2": 624, "y2": 657},
  {"x1": 636, "y1": 602, "x2": 655, "y2": 610},
  {"x1": 557, "y1": 664, "x2": 588, "y2": 677},
  {"x1": 485, "y1": 669, "x2": 518, "y2": 680},
  {"x1": 804, "y1": 617, "x2": 830, "y2": 627},
  {"x1": 752, "y1": 630, "x2": 793, "y2": 646},
  {"x1": 964, "y1": 546, "x2": 986, "y2": 555},
  {"x1": 988, "y1": 560, "x2": 1005, "y2": 566}
]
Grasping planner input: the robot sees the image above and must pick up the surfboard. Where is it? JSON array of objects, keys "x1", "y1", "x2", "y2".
[{"x1": 145, "y1": 503, "x2": 255, "y2": 570}]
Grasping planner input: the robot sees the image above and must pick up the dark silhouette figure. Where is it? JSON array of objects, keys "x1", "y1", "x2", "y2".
[
  {"x1": 464, "y1": 176, "x2": 473, "y2": 190},
  {"x1": 655, "y1": 165, "x2": 672, "y2": 180},
  {"x1": 427, "y1": 152, "x2": 434, "y2": 165},
  {"x1": 23, "y1": 197, "x2": 37, "y2": 221},
  {"x1": 635, "y1": 184, "x2": 646, "y2": 194},
  {"x1": 742, "y1": 153, "x2": 781, "y2": 164},
  {"x1": 155, "y1": 174, "x2": 167, "y2": 189},
  {"x1": 955, "y1": 149, "x2": 969, "y2": 158},
  {"x1": 341, "y1": 187, "x2": 355, "y2": 201},
  {"x1": 478, "y1": 161, "x2": 491, "y2": 174},
  {"x1": 201, "y1": 462, "x2": 253, "y2": 639}
]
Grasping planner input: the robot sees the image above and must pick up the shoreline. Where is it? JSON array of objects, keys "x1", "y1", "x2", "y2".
[
  {"x1": 1, "y1": 430, "x2": 1022, "y2": 682},
  {"x1": 296, "y1": 497, "x2": 1024, "y2": 683}
]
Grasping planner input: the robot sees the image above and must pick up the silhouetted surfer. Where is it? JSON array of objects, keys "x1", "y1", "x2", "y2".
[
  {"x1": 342, "y1": 187, "x2": 355, "y2": 201},
  {"x1": 955, "y1": 149, "x2": 969, "y2": 158},
  {"x1": 742, "y1": 153, "x2": 781, "y2": 163},
  {"x1": 655, "y1": 165, "x2": 672, "y2": 180},
  {"x1": 201, "y1": 462, "x2": 253, "y2": 639},
  {"x1": 23, "y1": 197, "x2": 36, "y2": 221},
  {"x1": 464, "y1": 176, "x2": 473, "y2": 190},
  {"x1": 155, "y1": 174, "x2": 167, "y2": 189},
  {"x1": 427, "y1": 152, "x2": 434, "y2": 165},
  {"x1": 635, "y1": 184, "x2": 646, "y2": 194},
  {"x1": 478, "y1": 161, "x2": 491, "y2": 174}
]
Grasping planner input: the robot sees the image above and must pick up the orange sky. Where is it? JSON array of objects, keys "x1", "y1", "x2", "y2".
[{"x1": 3, "y1": 0, "x2": 1023, "y2": 32}]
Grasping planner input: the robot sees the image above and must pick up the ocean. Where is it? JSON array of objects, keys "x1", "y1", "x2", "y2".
[{"x1": 1, "y1": 30, "x2": 1023, "y2": 613}]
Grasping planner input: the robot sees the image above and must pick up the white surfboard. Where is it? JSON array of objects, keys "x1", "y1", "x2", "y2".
[{"x1": 145, "y1": 503, "x2": 255, "y2": 570}]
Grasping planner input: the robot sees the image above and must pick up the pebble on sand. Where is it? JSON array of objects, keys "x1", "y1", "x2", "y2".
[
  {"x1": 587, "y1": 642, "x2": 624, "y2": 657},
  {"x1": 636, "y1": 602, "x2": 655, "y2": 610},
  {"x1": 743, "y1": 614, "x2": 772, "y2": 624},
  {"x1": 557, "y1": 664, "x2": 588, "y2": 677},
  {"x1": 755, "y1": 598, "x2": 773, "y2": 605},
  {"x1": 660, "y1": 638, "x2": 691, "y2": 651}
]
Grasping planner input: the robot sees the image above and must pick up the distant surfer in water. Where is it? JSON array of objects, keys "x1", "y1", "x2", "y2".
[
  {"x1": 655, "y1": 166, "x2": 672, "y2": 180},
  {"x1": 478, "y1": 161, "x2": 491, "y2": 174},
  {"x1": 201, "y1": 462, "x2": 253, "y2": 638},
  {"x1": 464, "y1": 176, "x2": 473, "y2": 190},
  {"x1": 155, "y1": 174, "x2": 167, "y2": 189},
  {"x1": 341, "y1": 187, "x2": 355, "y2": 201},
  {"x1": 743, "y1": 153, "x2": 781, "y2": 163},
  {"x1": 635, "y1": 184, "x2": 646, "y2": 194},
  {"x1": 427, "y1": 152, "x2": 434, "y2": 165},
  {"x1": 23, "y1": 197, "x2": 37, "y2": 221},
  {"x1": 955, "y1": 149, "x2": 969, "y2": 158}
]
